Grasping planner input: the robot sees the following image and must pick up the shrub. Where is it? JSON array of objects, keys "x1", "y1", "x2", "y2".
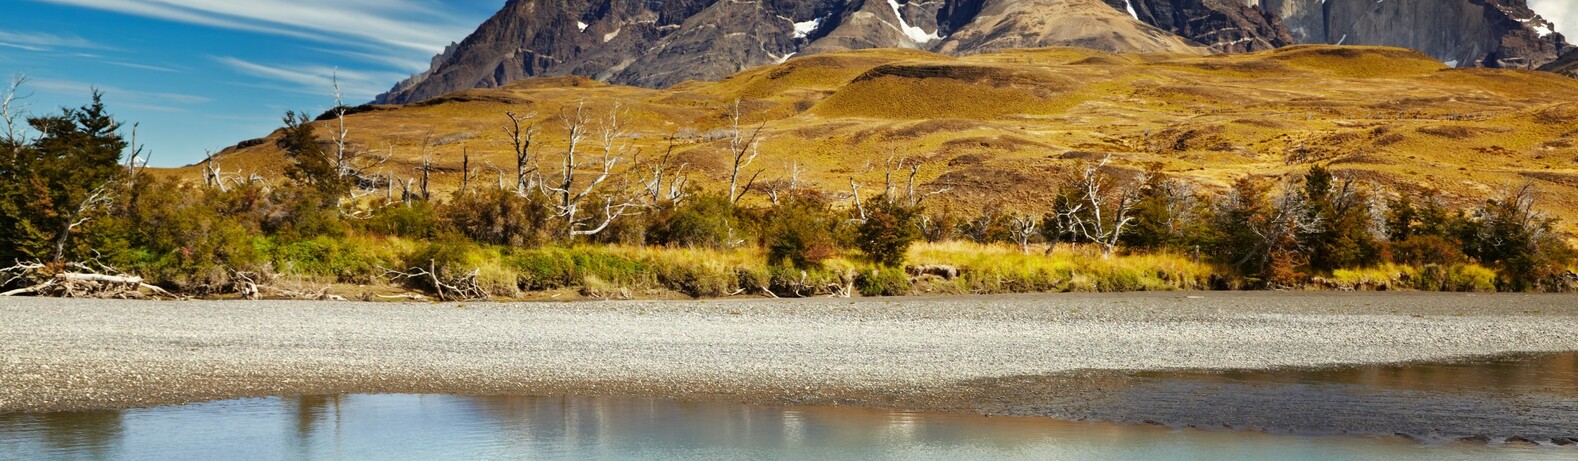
[
  {"x1": 762, "y1": 192, "x2": 841, "y2": 269},
  {"x1": 648, "y1": 192, "x2": 738, "y2": 249},
  {"x1": 263, "y1": 186, "x2": 349, "y2": 240},
  {"x1": 1298, "y1": 166, "x2": 1383, "y2": 273},
  {"x1": 855, "y1": 197, "x2": 922, "y2": 267},
  {"x1": 262, "y1": 235, "x2": 395, "y2": 284},
  {"x1": 1389, "y1": 235, "x2": 1466, "y2": 266},
  {"x1": 84, "y1": 178, "x2": 268, "y2": 292},
  {"x1": 443, "y1": 189, "x2": 551, "y2": 247},
  {"x1": 1461, "y1": 184, "x2": 1575, "y2": 291},
  {"x1": 856, "y1": 267, "x2": 912, "y2": 297},
  {"x1": 398, "y1": 234, "x2": 484, "y2": 292},
  {"x1": 362, "y1": 201, "x2": 439, "y2": 239}
]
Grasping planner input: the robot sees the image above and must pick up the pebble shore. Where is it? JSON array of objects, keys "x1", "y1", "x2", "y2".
[{"x1": 3, "y1": 291, "x2": 1576, "y2": 414}]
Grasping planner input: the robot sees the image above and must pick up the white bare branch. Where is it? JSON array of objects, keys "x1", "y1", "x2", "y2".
[
  {"x1": 2, "y1": 73, "x2": 30, "y2": 145},
  {"x1": 727, "y1": 99, "x2": 766, "y2": 204}
]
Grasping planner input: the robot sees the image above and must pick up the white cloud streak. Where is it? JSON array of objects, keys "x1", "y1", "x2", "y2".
[
  {"x1": 27, "y1": 0, "x2": 480, "y2": 55},
  {"x1": 0, "y1": 30, "x2": 102, "y2": 51},
  {"x1": 28, "y1": 78, "x2": 213, "y2": 114},
  {"x1": 212, "y1": 56, "x2": 408, "y2": 101}
]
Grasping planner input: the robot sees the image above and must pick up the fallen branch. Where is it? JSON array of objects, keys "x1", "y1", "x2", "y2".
[
  {"x1": 381, "y1": 261, "x2": 490, "y2": 301},
  {"x1": 0, "y1": 261, "x2": 176, "y2": 299}
]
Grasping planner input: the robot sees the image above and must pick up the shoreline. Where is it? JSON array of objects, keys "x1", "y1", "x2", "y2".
[{"x1": 3, "y1": 292, "x2": 1577, "y2": 438}]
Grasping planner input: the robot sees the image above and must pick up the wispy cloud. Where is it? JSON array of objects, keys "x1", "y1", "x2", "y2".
[
  {"x1": 212, "y1": 56, "x2": 406, "y2": 101},
  {"x1": 27, "y1": 0, "x2": 479, "y2": 55},
  {"x1": 30, "y1": 78, "x2": 212, "y2": 105},
  {"x1": 104, "y1": 61, "x2": 185, "y2": 73},
  {"x1": 0, "y1": 30, "x2": 103, "y2": 51}
]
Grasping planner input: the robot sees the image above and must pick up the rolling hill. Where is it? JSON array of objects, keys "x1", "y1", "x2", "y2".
[{"x1": 179, "y1": 45, "x2": 1578, "y2": 227}]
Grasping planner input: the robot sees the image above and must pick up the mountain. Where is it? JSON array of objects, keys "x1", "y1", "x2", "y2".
[
  {"x1": 1123, "y1": 0, "x2": 1570, "y2": 68},
  {"x1": 375, "y1": 0, "x2": 1206, "y2": 104},
  {"x1": 376, "y1": 0, "x2": 1573, "y2": 105},
  {"x1": 1542, "y1": 49, "x2": 1578, "y2": 78},
  {"x1": 207, "y1": 46, "x2": 1578, "y2": 228}
]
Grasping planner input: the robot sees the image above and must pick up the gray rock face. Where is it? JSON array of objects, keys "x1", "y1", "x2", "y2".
[
  {"x1": 1126, "y1": 0, "x2": 1571, "y2": 68},
  {"x1": 1541, "y1": 49, "x2": 1578, "y2": 78},
  {"x1": 377, "y1": 0, "x2": 1575, "y2": 104},
  {"x1": 1115, "y1": 0, "x2": 1295, "y2": 52},
  {"x1": 376, "y1": 0, "x2": 1203, "y2": 104}
]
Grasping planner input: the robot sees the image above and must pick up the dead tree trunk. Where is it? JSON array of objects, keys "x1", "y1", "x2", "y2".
[
  {"x1": 726, "y1": 99, "x2": 766, "y2": 204},
  {"x1": 504, "y1": 110, "x2": 538, "y2": 196},
  {"x1": 546, "y1": 101, "x2": 639, "y2": 238}
]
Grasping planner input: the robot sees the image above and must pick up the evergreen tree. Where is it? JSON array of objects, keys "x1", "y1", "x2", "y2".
[
  {"x1": 0, "y1": 91, "x2": 127, "y2": 262},
  {"x1": 1298, "y1": 166, "x2": 1382, "y2": 273},
  {"x1": 277, "y1": 111, "x2": 351, "y2": 204}
]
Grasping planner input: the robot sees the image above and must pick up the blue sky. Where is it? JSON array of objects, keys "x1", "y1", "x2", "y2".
[{"x1": 0, "y1": 0, "x2": 501, "y2": 167}]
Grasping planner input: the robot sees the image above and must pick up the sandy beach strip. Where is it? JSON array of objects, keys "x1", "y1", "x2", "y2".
[{"x1": 2, "y1": 292, "x2": 1577, "y2": 414}]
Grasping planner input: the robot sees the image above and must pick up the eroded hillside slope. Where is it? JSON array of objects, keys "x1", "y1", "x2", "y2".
[{"x1": 185, "y1": 46, "x2": 1578, "y2": 227}]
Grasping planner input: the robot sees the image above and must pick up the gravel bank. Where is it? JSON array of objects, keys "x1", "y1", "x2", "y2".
[{"x1": 2, "y1": 292, "x2": 1577, "y2": 415}]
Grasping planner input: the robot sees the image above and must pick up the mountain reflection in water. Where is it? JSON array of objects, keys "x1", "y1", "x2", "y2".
[{"x1": 2, "y1": 353, "x2": 1576, "y2": 460}]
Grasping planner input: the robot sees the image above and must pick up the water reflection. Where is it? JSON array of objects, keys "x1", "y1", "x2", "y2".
[
  {"x1": 1092, "y1": 352, "x2": 1578, "y2": 439},
  {"x1": 3, "y1": 394, "x2": 1571, "y2": 460},
  {"x1": 2, "y1": 354, "x2": 1576, "y2": 460},
  {"x1": 0, "y1": 411, "x2": 122, "y2": 459},
  {"x1": 1169, "y1": 352, "x2": 1578, "y2": 396}
]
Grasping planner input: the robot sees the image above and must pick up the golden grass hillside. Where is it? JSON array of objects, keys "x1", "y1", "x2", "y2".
[{"x1": 171, "y1": 45, "x2": 1578, "y2": 229}]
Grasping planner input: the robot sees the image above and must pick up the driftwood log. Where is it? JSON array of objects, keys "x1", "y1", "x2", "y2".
[{"x1": 0, "y1": 262, "x2": 175, "y2": 298}]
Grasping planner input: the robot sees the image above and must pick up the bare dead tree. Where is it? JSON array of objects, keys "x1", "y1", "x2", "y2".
[
  {"x1": 201, "y1": 149, "x2": 229, "y2": 191},
  {"x1": 416, "y1": 133, "x2": 436, "y2": 201},
  {"x1": 849, "y1": 177, "x2": 867, "y2": 222},
  {"x1": 1062, "y1": 155, "x2": 1140, "y2": 258},
  {"x1": 503, "y1": 110, "x2": 539, "y2": 196},
  {"x1": 1008, "y1": 213, "x2": 1040, "y2": 254},
  {"x1": 2, "y1": 73, "x2": 29, "y2": 146},
  {"x1": 122, "y1": 123, "x2": 150, "y2": 185},
  {"x1": 903, "y1": 160, "x2": 952, "y2": 207},
  {"x1": 545, "y1": 101, "x2": 639, "y2": 237},
  {"x1": 964, "y1": 208, "x2": 998, "y2": 244},
  {"x1": 882, "y1": 153, "x2": 904, "y2": 200},
  {"x1": 460, "y1": 145, "x2": 473, "y2": 195},
  {"x1": 726, "y1": 99, "x2": 766, "y2": 204},
  {"x1": 319, "y1": 74, "x2": 387, "y2": 209},
  {"x1": 762, "y1": 161, "x2": 801, "y2": 206},
  {"x1": 644, "y1": 134, "x2": 689, "y2": 205},
  {"x1": 480, "y1": 160, "x2": 508, "y2": 191}
]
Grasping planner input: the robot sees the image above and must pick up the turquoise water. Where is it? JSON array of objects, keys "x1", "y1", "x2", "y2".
[{"x1": 1, "y1": 393, "x2": 1571, "y2": 461}]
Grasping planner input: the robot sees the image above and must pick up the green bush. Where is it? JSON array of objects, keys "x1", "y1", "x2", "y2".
[
  {"x1": 855, "y1": 197, "x2": 922, "y2": 267},
  {"x1": 762, "y1": 192, "x2": 841, "y2": 269},
  {"x1": 505, "y1": 247, "x2": 654, "y2": 292},
  {"x1": 398, "y1": 235, "x2": 484, "y2": 292},
  {"x1": 443, "y1": 189, "x2": 551, "y2": 247},
  {"x1": 856, "y1": 267, "x2": 912, "y2": 297},
  {"x1": 648, "y1": 192, "x2": 738, "y2": 249},
  {"x1": 654, "y1": 264, "x2": 738, "y2": 298},
  {"x1": 1461, "y1": 185, "x2": 1575, "y2": 291},
  {"x1": 362, "y1": 201, "x2": 439, "y2": 239},
  {"x1": 85, "y1": 178, "x2": 266, "y2": 292},
  {"x1": 262, "y1": 235, "x2": 393, "y2": 283}
]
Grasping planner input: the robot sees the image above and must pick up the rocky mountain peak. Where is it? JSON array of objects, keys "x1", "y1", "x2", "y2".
[{"x1": 375, "y1": 0, "x2": 1573, "y2": 105}]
